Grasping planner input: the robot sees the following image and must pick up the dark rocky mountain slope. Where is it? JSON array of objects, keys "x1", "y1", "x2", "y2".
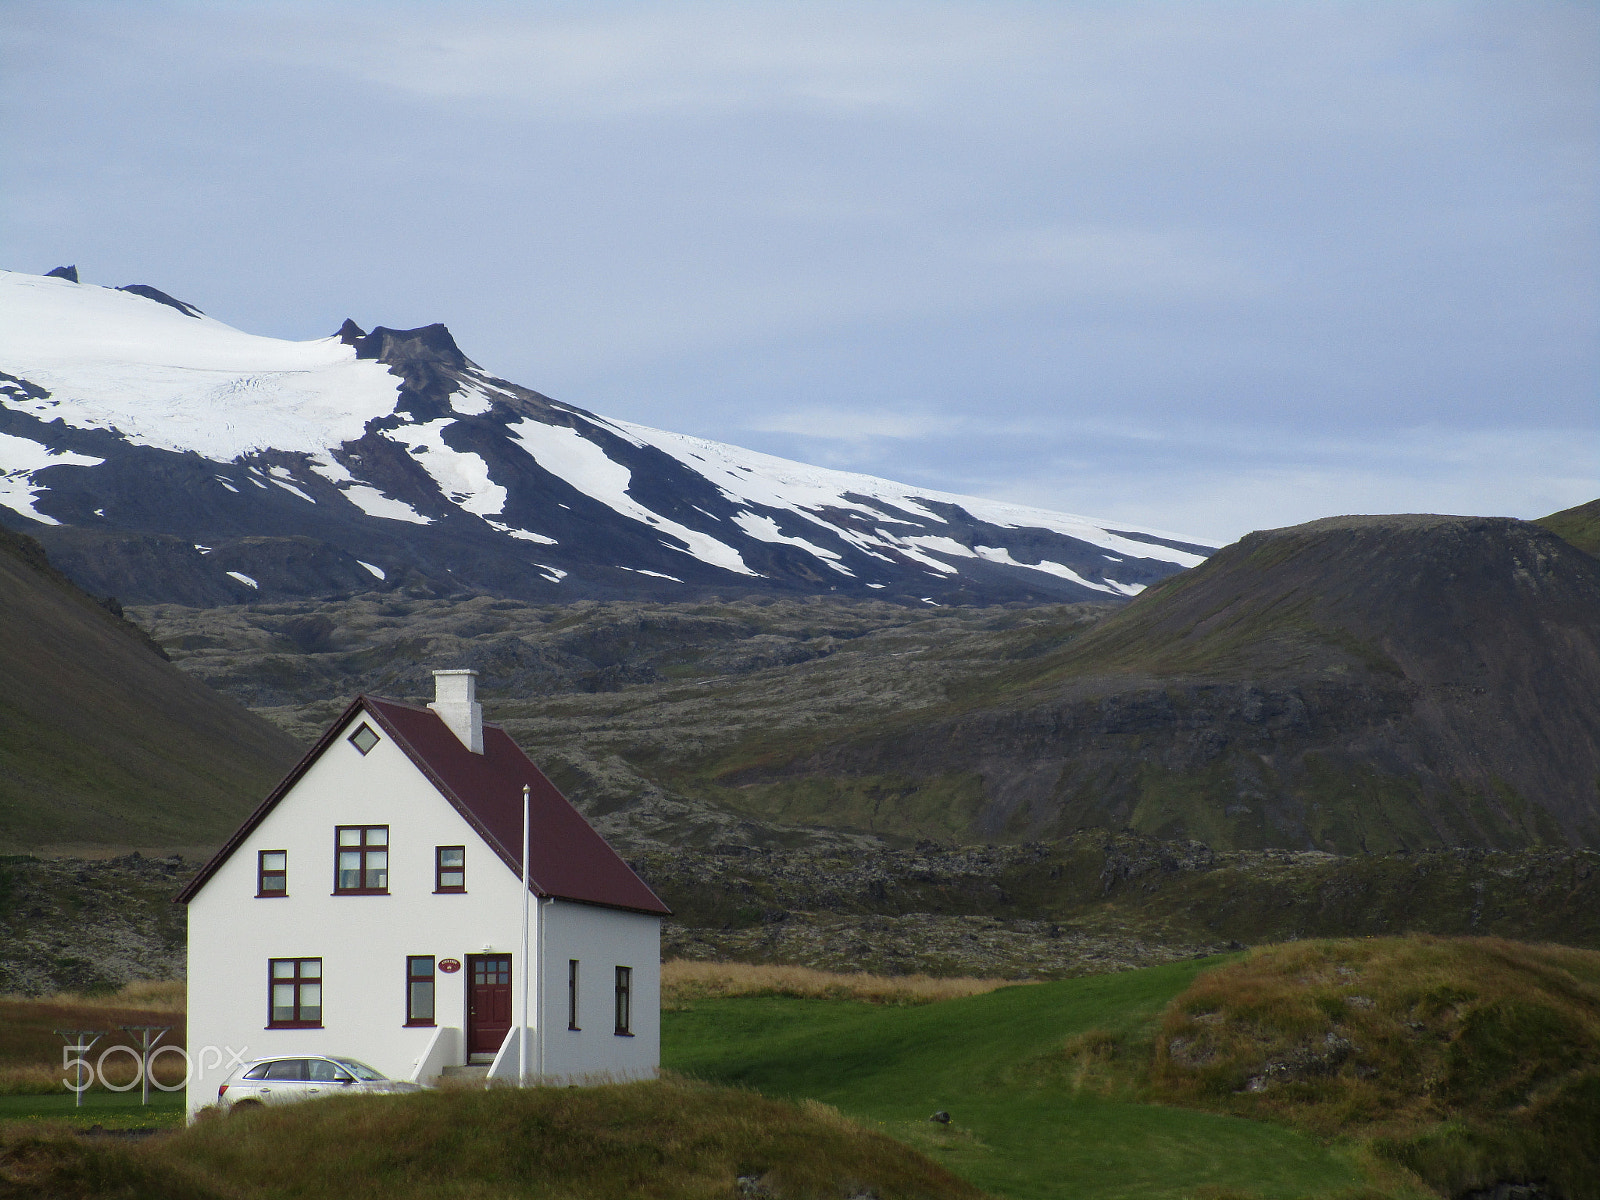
[
  {"x1": 124, "y1": 512, "x2": 1600, "y2": 858},
  {"x1": 0, "y1": 527, "x2": 302, "y2": 854},
  {"x1": 720, "y1": 514, "x2": 1600, "y2": 853}
]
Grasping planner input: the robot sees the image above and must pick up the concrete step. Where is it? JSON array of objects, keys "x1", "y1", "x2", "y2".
[{"x1": 440, "y1": 1064, "x2": 490, "y2": 1080}]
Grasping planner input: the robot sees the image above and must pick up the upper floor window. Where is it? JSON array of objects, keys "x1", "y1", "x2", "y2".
[
  {"x1": 614, "y1": 965, "x2": 633, "y2": 1036},
  {"x1": 268, "y1": 958, "x2": 322, "y2": 1028},
  {"x1": 349, "y1": 723, "x2": 380, "y2": 755},
  {"x1": 435, "y1": 846, "x2": 466, "y2": 892},
  {"x1": 335, "y1": 826, "x2": 388, "y2": 894},
  {"x1": 568, "y1": 959, "x2": 581, "y2": 1031},
  {"x1": 257, "y1": 850, "x2": 287, "y2": 897}
]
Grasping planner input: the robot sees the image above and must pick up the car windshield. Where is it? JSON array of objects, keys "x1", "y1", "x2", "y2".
[{"x1": 329, "y1": 1058, "x2": 386, "y2": 1081}]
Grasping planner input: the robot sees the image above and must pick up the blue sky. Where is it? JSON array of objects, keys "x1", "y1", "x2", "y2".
[{"x1": 3, "y1": 1, "x2": 1595, "y2": 543}]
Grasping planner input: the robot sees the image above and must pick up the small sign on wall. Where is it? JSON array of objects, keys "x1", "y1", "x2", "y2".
[{"x1": 439, "y1": 959, "x2": 461, "y2": 974}]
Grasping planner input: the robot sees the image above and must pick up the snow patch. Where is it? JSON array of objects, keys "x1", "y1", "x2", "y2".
[
  {"x1": 0, "y1": 431, "x2": 104, "y2": 525},
  {"x1": 305, "y1": 454, "x2": 433, "y2": 524},
  {"x1": 266, "y1": 467, "x2": 316, "y2": 504},
  {"x1": 342, "y1": 485, "x2": 433, "y2": 524},
  {"x1": 508, "y1": 420, "x2": 756, "y2": 576},
  {"x1": 732, "y1": 510, "x2": 855, "y2": 576},
  {"x1": 486, "y1": 519, "x2": 558, "y2": 544},
  {"x1": 449, "y1": 380, "x2": 496, "y2": 416},
  {"x1": 225, "y1": 570, "x2": 259, "y2": 589},
  {"x1": 357, "y1": 560, "x2": 386, "y2": 580},
  {"x1": 390, "y1": 419, "x2": 505, "y2": 517}
]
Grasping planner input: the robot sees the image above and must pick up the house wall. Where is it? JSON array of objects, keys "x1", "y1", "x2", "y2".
[
  {"x1": 530, "y1": 900, "x2": 662, "y2": 1083},
  {"x1": 185, "y1": 706, "x2": 660, "y2": 1119}
]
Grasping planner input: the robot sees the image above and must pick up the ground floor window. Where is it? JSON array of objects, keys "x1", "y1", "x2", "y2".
[
  {"x1": 568, "y1": 959, "x2": 580, "y2": 1030},
  {"x1": 406, "y1": 956, "x2": 435, "y2": 1025},
  {"x1": 269, "y1": 958, "x2": 322, "y2": 1027},
  {"x1": 614, "y1": 965, "x2": 632, "y2": 1036}
]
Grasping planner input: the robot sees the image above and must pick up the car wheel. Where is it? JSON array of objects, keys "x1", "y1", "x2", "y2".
[{"x1": 230, "y1": 1099, "x2": 264, "y2": 1113}]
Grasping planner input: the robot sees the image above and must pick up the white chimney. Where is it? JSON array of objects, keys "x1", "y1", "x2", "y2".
[{"x1": 429, "y1": 669, "x2": 483, "y2": 753}]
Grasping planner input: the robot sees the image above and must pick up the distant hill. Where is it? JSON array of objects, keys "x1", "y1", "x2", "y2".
[
  {"x1": 124, "y1": 511, "x2": 1600, "y2": 858},
  {"x1": 1538, "y1": 497, "x2": 1600, "y2": 557},
  {"x1": 717, "y1": 514, "x2": 1600, "y2": 853},
  {"x1": 0, "y1": 527, "x2": 302, "y2": 854}
]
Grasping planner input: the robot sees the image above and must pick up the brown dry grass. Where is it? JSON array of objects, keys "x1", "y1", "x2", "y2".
[
  {"x1": 5, "y1": 979, "x2": 186, "y2": 1014},
  {"x1": 0, "y1": 1077, "x2": 986, "y2": 1200},
  {"x1": 0, "y1": 980, "x2": 186, "y2": 1089},
  {"x1": 661, "y1": 960, "x2": 1019, "y2": 1007}
]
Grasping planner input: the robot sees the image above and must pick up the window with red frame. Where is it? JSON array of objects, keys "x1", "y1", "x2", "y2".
[
  {"x1": 268, "y1": 958, "x2": 322, "y2": 1027},
  {"x1": 406, "y1": 956, "x2": 435, "y2": 1025},
  {"x1": 435, "y1": 846, "x2": 465, "y2": 892},
  {"x1": 335, "y1": 826, "x2": 388, "y2": 893},
  {"x1": 257, "y1": 850, "x2": 287, "y2": 896},
  {"x1": 614, "y1": 965, "x2": 632, "y2": 1036}
]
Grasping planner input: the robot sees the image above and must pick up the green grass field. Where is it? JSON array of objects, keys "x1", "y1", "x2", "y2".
[
  {"x1": 663, "y1": 956, "x2": 1367, "y2": 1200},
  {"x1": 0, "y1": 1089, "x2": 184, "y2": 1129}
]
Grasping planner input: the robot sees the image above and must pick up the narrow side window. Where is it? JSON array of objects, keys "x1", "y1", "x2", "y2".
[
  {"x1": 614, "y1": 965, "x2": 632, "y2": 1036},
  {"x1": 435, "y1": 846, "x2": 465, "y2": 892},
  {"x1": 568, "y1": 959, "x2": 580, "y2": 1031},
  {"x1": 349, "y1": 723, "x2": 380, "y2": 755},
  {"x1": 257, "y1": 850, "x2": 287, "y2": 897},
  {"x1": 268, "y1": 958, "x2": 322, "y2": 1028},
  {"x1": 406, "y1": 956, "x2": 435, "y2": 1026}
]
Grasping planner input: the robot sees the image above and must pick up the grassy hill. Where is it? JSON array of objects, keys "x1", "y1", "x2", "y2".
[
  {"x1": 665, "y1": 939, "x2": 1600, "y2": 1199},
  {"x1": 0, "y1": 1080, "x2": 981, "y2": 1200},
  {"x1": 0, "y1": 528, "x2": 302, "y2": 854},
  {"x1": 1142, "y1": 937, "x2": 1600, "y2": 1198},
  {"x1": 1538, "y1": 497, "x2": 1600, "y2": 558}
]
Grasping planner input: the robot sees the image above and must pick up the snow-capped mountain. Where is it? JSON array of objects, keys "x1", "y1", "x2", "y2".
[{"x1": 0, "y1": 268, "x2": 1213, "y2": 606}]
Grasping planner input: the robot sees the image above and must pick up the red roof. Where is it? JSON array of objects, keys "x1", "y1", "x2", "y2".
[{"x1": 176, "y1": 695, "x2": 669, "y2": 915}]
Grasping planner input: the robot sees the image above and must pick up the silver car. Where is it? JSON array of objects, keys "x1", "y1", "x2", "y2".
[{"x1": 217, "y1": 1055, "x2": 422, "y2": 1111}]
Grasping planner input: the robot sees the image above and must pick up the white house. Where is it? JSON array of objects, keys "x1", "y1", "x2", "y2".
[{"x1": 177, "y1": 669, "x2": 669, "y2": 1120}]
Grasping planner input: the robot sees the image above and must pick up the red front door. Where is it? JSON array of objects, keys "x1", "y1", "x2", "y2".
[{"x1": 467, "y1": 954, "x2": 512, "y2": 1056}]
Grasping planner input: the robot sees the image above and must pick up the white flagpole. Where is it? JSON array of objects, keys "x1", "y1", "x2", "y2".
[{"x1": 519, "y1": 783, "x2": 530, "y2": 1088}]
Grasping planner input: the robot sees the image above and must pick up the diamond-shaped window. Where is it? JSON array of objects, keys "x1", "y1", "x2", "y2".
[{"x1": 349, "y1": 724, "x2": 380, "y2": 755}]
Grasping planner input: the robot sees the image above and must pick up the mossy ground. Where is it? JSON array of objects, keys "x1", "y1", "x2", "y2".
[
  {"x1": 0, "y1": 1080, "x2": 981, "y2": 1200},
  {"x1": 1137, "y1": 937, "x2": 1600, "y2": 1198}
]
